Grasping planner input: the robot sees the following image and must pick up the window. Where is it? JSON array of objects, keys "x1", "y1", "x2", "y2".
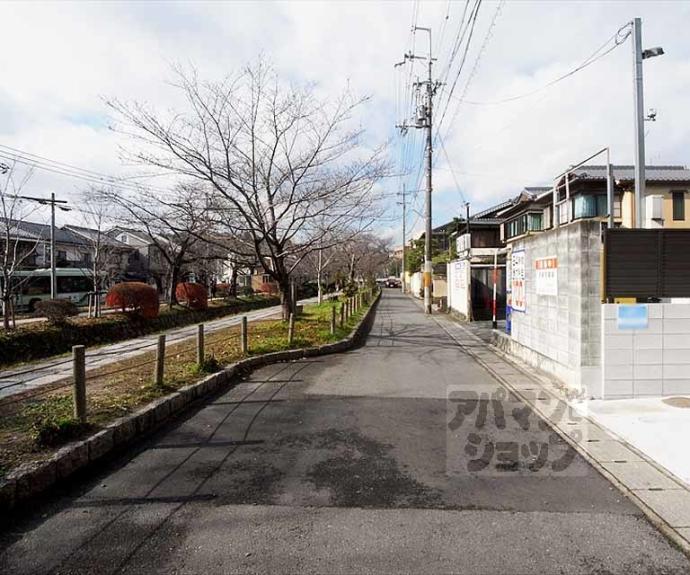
[
  {"x1": 262, "y1": 274, "x2": 271, "y2": 284},
  {"x1": 573, "y1": 194, "x2": 608, "y2": 219},
  {"x1": 57, "y1": 250, "x2": 67, "y2": 262},
  {"x1": 673, "y1": 191, "x2": 685, "y2": 221},
  {"x1": 57, "y1": 276, "x2": 91, "y2": 293},
  {"x1": 614, "y1": 197, "x2": 622, "y2": 218}
]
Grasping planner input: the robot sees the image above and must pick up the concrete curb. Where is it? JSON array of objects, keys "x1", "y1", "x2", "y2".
[
  {"x1": 0, "y1": 291, "x2": 381, "y2": 515},
  {"x1": 432, "y1": 313, "x2": 690, "y2": 560}
]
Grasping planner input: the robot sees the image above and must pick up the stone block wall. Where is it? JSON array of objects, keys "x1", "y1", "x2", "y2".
[
  {"x1": 508, "y1": 220, "x2": 603, "y2": 396},
  {"x1": 602, "y1": 303, "x2": 690, "y2": 398}
]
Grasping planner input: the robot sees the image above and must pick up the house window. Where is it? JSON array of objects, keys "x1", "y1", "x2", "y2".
[
  {"x1": 614, "y1": 197, "x2": 622, "y2": 218},
  {"x1": 262, "y1": 274, "x2": 271, "y2": 284},
  {"x1": 673, "y1": 191, "x2": 685, "y2": 221},
  {"x1": 120, "y1": 234, "x2": 128, "y2": 243},
  {"x1": 57, "y1": 250, "x2": 67, "y2": 262}
]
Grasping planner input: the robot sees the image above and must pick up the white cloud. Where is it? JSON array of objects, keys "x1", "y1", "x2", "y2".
[{"x1": 1, "y1": 1, "x2": 689, "y2": 241}]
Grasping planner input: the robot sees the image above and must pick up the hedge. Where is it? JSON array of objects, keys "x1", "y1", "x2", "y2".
[
  {"x1": 0, "y1": 296, "x2": 280, "y2": 367},
  {"x1": 176, "y1": 282, "x2": 208, "y2": 310},
  {"x1": 105, "y1": 282, "x2": 160, "y2": 319}
]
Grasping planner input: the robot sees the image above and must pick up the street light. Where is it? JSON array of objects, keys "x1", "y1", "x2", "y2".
[{"x1": 632, "y1": 18, "x2": 664, "y2": 228}]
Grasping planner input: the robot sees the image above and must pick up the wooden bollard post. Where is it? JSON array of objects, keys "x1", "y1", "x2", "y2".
[
  {"x1": 241, "y1": 316, "x2": 248, "y2": 354},
  {"x1": 154, "y1": 334, "x2": 166, "y2": 386},
  {"x1": 288, "y1": 313, "x2": 295, "y2": 345},
  {"x1": 339, "y1": 302, "x2": 345, "y2": 327},
  {"x1": 72, "y1": 345, "x2": 86, "y2": 423},
  {"x1": 330, "y1": 305, "x2": 336, "y2": 335},
  {"x1": 197, "y1": 324, "x2": 205, "y2": 366}
]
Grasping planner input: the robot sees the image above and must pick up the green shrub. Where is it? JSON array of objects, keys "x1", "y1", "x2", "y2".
[
  {"x1": 0, "y1": 295, "x2": 281, "y2": 367},
  {"x1": 34, "y1": 299, "x2": 79, "y2": 325},
  {"x1": 32, "y1": 417, "x2": 88, "y2": 448}
]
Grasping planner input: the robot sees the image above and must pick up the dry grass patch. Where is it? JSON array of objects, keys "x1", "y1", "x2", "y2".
[{"x1": 0, "y1": 298, "x2": 370, "y2": 478}]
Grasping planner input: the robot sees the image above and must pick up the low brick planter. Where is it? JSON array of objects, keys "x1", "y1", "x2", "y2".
[{"x1": 0, "y1": 291, "x2": 381, "y2": 515}]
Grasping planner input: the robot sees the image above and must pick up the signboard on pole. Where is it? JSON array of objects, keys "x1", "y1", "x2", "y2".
[
  {"x1": 511, "y1": 250, "x2": 526, "y2": 312},
  {"x1": 535, "y1": 256, "x2": 558, "y2": 296}
]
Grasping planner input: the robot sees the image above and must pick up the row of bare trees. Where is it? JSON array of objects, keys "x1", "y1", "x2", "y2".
[
  {"x1": 106, "y1": 60, "x2": 389, "y2": 318},
  {"x1": 0, "y1": 60, "x2": 392, "y2": 326}
]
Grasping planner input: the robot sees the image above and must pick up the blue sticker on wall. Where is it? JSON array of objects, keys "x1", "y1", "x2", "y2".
[{"x1": 617, "y1": 305, "x2": 648, "y2": 330}]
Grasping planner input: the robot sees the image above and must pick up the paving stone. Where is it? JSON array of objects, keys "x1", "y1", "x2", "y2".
[
  {"x1": 583, "y1": 440, "x2": 644, "y2": 463},
  {"x1": 635, "y1": 489, "x2": 690, "y2": 528},
  {"x1": 601, "y1": 461, "x2": 683, "y2": 491},
  {"x1": 87, "y1": 428, "x2": 115, "y2": 462},
  {"x1": 54, "y1": 441, "x2": 89, "y2": 480}
]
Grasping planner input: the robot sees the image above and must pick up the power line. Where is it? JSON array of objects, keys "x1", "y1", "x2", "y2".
[{"x1": 442, "y1": 23, "x2": 632, "y2": 107}]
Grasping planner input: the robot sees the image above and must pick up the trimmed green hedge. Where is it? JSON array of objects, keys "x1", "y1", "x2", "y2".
[{"x1": 0, "y1": 296, "x2": 280, "y2": 367}]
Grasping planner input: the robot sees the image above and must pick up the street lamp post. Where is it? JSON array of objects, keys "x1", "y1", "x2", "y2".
[{"x1": 631, "y1": 17, "x2": 664, "y2": 228}]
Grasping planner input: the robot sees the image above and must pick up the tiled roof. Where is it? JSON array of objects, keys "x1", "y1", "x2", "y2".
[
  {"x1": 64, "y1": 225, "x2": 130, "y2": 248},
  {"x1": 0, "y1": 219, "x2": 88, "y2": 245},
  {"x1": 571, "y1": 165, "x2": 690, "y2": 182}
]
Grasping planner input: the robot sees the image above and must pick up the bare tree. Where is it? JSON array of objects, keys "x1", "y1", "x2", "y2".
[
  {"x1": 341, "y1": 233, "x2": 391, "y2": 283},
  {"x1": 72, "y1": 189, "x2": 124, "y2": 316},
  {"x1": 0, "y1": 162, "x2": 39, "y2": 329},
  {"x1": 108, "y1": 60, "x2": 388, "y2": 319},
  {"x1": 104, "y1": 184, "x2": 212, "y2": 308}
]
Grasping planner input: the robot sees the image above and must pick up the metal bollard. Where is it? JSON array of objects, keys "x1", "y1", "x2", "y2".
[
  {"x1": 339, "y1": 302, "x2": 345, "y2": 327},
  {"x1": 330, "y1": 305, "x2": 336, "y2": 335},
  {"x1": 197, "y1": 324, "x2": 205, "y2": 366},
  {"x1": 72, "y1": 345, "x2": 86, "y2": 423},
  {"x1": 154, "y1": 334, "x2": 166, "y2": 386},
  {"x1": 241, "y1": 316, "x2": 248, "y2": 354}
]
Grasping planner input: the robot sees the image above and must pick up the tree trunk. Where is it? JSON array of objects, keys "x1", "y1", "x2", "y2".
[
  {"x1": 278, "y1": 278, "x2": 292, "y2": 321},
  {"x1": 2, "y1": 294, "x2": 9, "y2": 331},
  {"x1": 229, "y1": 266, "x2": 238, "y2": 297},
  {"x1": 168, "y1": 266, "x2": 180, "y2": 309}
]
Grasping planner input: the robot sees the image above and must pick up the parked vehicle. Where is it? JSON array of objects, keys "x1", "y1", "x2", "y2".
[
  {"x1": 385, "y1": 277, "x2": 401, "y2": 288},
  {"x1": 3, "y1": 268, "x2": 102, "y2": 312}
]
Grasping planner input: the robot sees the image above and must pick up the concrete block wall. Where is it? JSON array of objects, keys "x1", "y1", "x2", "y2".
[
  {"x1": 602, "y1": 303, "x2": 690, "y2": 399},
  {"x1": 509, "y1": 220, "x2": 603, "y2": 396}
]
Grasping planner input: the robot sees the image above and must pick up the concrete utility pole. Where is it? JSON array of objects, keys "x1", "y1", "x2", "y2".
[
  {"x1": 632, "y1": 17, "x2": 646, "y2": 229},
  {"x1": 6, "y1": 192, "x2": 68, "y2": 298},
  {"x1": 421, "y1": 28, "x2": 434, "y2": 314},
  {"x1": 50, "y1": 192, "x2": 56, "y2": 299},
  {"x1": 631, "y1": 17, "x2": 664, "y2": 228},
  {"x1": 398, "y1": 184, "x2": 407, "y2": 294}
]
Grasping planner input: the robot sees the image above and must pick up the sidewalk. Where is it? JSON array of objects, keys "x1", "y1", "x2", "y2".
[
  {"x1": 432, "y1": 309, "x2": 690, "y2": 557},
  {"x1": 0, "y1": 297, "x2": 317, "y2": 400}
]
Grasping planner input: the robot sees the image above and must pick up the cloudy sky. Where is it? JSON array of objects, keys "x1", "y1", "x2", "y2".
[{"x1": 2, "y1": 0, "x2": 689, "y2": 242}]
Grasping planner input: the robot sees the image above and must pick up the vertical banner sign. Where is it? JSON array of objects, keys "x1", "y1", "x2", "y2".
[
  {"x1": 454, "y1": 260, "x2": 466, "y2": 290},
  {"x1": 511, "y1": 250, "x2": 526, "y2": 312},
  {"x1": 535, "y1": 256, "x2": 558, "y2": 296}
]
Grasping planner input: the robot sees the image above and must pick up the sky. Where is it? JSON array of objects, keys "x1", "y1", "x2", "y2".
[{"x1": 2, "y1": 0, "x2": 690, "y2": 244}]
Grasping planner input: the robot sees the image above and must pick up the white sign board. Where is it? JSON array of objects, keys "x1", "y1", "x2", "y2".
[
  {"x1": 535, "y1": 256, "x2": 558, "y2": 296},
  {"x1": 453, "y1": 260, "x2": 466, "y2": 290},
  {"x1": 511, "y1": 250, "x2": 526, "y2": 312}
]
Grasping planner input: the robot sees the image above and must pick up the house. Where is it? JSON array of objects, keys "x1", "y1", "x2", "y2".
[
  {"x1": 555, "y1": 164, "x2": 690, "y2": 229},
  {"x1": 1, "y1": 219, "x2": 135, "y2": 273},
  {"x1": 498, "y1": 166, "x2": 690, "y2": 242}
]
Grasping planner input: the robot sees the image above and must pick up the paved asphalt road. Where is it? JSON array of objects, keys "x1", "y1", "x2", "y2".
[
  {"x1": 1, "y1": 291, "x2": 688, "y2": 574},
  {"x1": 0, "y1": 297, "x2": 318, "y2": 400}
]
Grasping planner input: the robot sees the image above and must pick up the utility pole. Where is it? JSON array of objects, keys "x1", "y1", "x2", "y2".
[
  {"x1": 396, "y1": 26, "x2": 438, "y2": 313},
  {"x1": 6, "y1": 193, "x2": 69, "y2": 298},
  {"x1": 398, "y1": 184, "x2": 407, "y2": 294},
  {"x1": 632, "y1": 17, "x2": 646, "y2": 229},
  {"x1": 50, "y1": 192, "x2": 56, "y2": 298},
  {"x1": 631, "y1": 17, "x2": 664, "y2": 228}
]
